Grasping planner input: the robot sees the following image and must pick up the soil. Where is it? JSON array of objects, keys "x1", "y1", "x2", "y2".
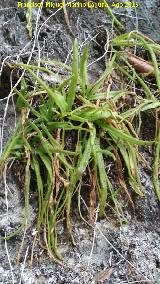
[{"x1": 0, "y1": 1, "x2": 160, "y2": 283}]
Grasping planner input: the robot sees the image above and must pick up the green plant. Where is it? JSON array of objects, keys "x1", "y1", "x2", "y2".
[
  {"x1": 26, "y1": 0, "x2": 32, "y2": 38},
  {"x1": 0, "y1": 36, "x2": 159, "y2": 259}
]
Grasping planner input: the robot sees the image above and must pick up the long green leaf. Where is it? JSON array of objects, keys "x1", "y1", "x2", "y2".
[
  {"x1": 153, "y1": 128, "x2": 160, "y2": 200},
  {"x1": 67, "y1": 39, "x2": 78, "y2": 110},
  {"x1": 23, "y1": 68, "x2": 68, "y2": 113},
  {"x1": 80, "y1": 43, "x2": 89, "y2": 95},
  {"x1": 94, "y1": 138, "x2": 108, "y2": 216},
  {"x1": 96, "y1": 121, "x2": 153, "y2": 145}
]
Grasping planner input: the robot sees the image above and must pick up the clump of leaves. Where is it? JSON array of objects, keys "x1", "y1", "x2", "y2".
[{"x1": 0, "y1": 34, "x2": 159, "y2": 259}]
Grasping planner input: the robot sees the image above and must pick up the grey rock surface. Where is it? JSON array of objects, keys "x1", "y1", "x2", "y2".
[{"x1": 0, "y1": 1, "x2": 160, "y2": 283}]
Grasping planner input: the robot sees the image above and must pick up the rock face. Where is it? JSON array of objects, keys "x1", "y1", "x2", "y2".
[
  {"x1": 0, "y1": 1, "x2": 160, "y2": 283},
  {"x1": 125, "y1": 0, "x2": 160, "y2": 41}
]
